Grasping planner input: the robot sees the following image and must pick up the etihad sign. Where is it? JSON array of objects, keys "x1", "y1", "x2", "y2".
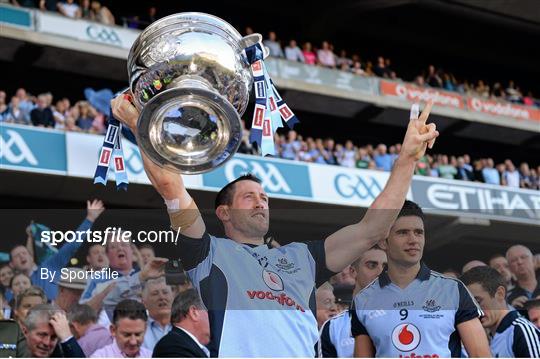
[
  {"x1": 468, "y1": 98, "x2": 540, "y2": 121},
  {"x1": 380, "y1": 81, "x2": 464, "y2": 109}
]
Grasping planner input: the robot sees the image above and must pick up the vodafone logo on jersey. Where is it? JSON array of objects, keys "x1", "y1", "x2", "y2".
[
  {"x1": 262, "y1": 270, "x2": 284, "y2": 291},
  {"x1": 392, "y1": 323, "x2": 421, "y2": 352}
]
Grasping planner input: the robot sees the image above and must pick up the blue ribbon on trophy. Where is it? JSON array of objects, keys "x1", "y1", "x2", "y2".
[
  {"x1": 244, "y1": 42, "x2": 299, "y2": 156},
  {"x1": 88, "y1": 88, "x2": 129, "y2": 191}
]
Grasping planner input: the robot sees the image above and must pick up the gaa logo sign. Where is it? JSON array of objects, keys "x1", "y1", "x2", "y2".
[
  {"x1": 86, "y1": 25, "x2": 121, "y2": 45},
  {"x1": 392, "y1": 323, "x2": 421, "y2": 352}
]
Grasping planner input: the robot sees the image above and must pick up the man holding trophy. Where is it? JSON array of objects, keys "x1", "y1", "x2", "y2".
[{"x1": 107, "y1": 12, "x2": 439, "y2": 357}]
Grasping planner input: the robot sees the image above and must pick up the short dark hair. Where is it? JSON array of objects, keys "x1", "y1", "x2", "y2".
[
  {"x1": 397, "y1": 200, "x2": 425, "y2": 221},
  {"x1": 112, "y1": 299, "x2": 147, "y2": 325},
  {"x1": 214, "y1": 174, "x2": 262, "y2": 209},
  {"x1": 9, "y1": 245, "x2": 29, "y2": 262},
  {"x1": 170, "y1": 288, "x2": 205, "y2": 324},
  {"x1": 68, "y1": 304, "x2": 97, "y2": 325},
  {"x1": 460, "y1": 266, "x2": 506, "y2": 297}
]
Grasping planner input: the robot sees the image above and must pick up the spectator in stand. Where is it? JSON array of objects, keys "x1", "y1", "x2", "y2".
[
  {"x1": 482, "y1": 158, "x2": 500, "y2": 185},
  {"x1": 476, "y1": 80, "x2": 490, "y2": 98},
  {"x1": 519, "y1": 162, "x2": 535, "y2": 189},
  {"x1": 491, "y1": 82, "x2": 505, "y2": 98},
  {"x1": 526, "y1": 300, "x2": 540, "y2": 329},
  {"x1": 462, "y1": 260, "x2": 487, "y2": 274},
  {"x1": 533, "y1": 167, "x2": 540, "y2": 190},
  {"x1": 323, "y1": 138, "x2": 337, "y2": 165},
  {"x1": 68, "y1": 304, "x2": 113, "y2": 357},
  {"x1": 39, "y1": 0, "x2": 58, "y2": 12},
  {"x1": 10, "y1": 273, "x2": 31, "y2": 298},
  {"x1": 373, "y1": 144, "x2": 393, "y2": 171},
  {"x1": 317, "y1": 41, "x2": 336, "y2": 68},
  {"x1": 455, "y1": 156, "x2": 474, "y2": 181},
  {"x1": 489, "y1": 254, "x2": 514, "y2": 291},
  {"x1": 90, "y1": 0, "x2": 114, "y2": 25},
  {"x1": 0, "y1": 265, "x2": 13, "y2": 291},
  {"x1": 284, "y1": 39, "x2": 305, "y2": 63},
  {"x1": 351, "y1": 61, "x2": 365, "y2": 76},
  {"x1": 30, "y1": 94, "x2": 55, "y2": 128},
  {"x1": 141, "y1": 277, "x2": 173, "y2": 351},
  {"x1": 14, "y1": 286, "x2": 47, "y2": 325},
  {"x1": 152, "y1": 288, "x2": 210, "y2": 358},
  {"x1": 0, "y1": 91, "x2": 6, "y2": 114},
  {"x1": 9, "y1": 200, "x2": 103, "y2": 300},
  {"x1": 263, "y1": 31, "x2": 284, "y2": 58},
  {"x1": 280, "y1": 130, "x2": 301, "y2": 160},
  {"x1": 84, "y1": 243, "x2": 108, "y2": 270},
  {"x1": 338, "y1": 140, "x2": 356, "y2": 168},
  {"x1": 506, "y1": 80, "x2": 522, "y2": 103},
  {"x1": 139, "y1": 5, "x2": 158, "y2": 27},
  {"x1": 443, "y1": 73, "x2": 457, "y2": 92},
  {"x1": 91, "y1": 299, "x2": 151, "y2": 358},
  {"x1": 316, "y1": 283, "x2": 338, "y2": 328},
  {"x1": 80, "y1": 0, "x2": 90, "y2": 19},
  {"x1": 244, "y1": 26, "x2": 253, "y2": 35},
  {"x1": 302, "y1": 42, "x2": 317, "y2": 65},
  {"x1": 52, "y1": 98, "x2": 68, "y2": 129},
  {"x1": 414, "y1": 75, "x2": 426, "y2": 87},
  {"x1": 22, "y1": 303, "x2": 85, "y2": 357},
  {"x1": 506, "y1": 245, "x2": 539, "y2": 309},
  {"x1": 504, "y1": 160, "x2": 520, "y2": 188},
  {"x1": 57, "y1": 0, "x2": 81, "y2": 18},
  {"x1": 2, "y1": 96, "x2": 27, "y2": 124},
  {"x1": 75, "y1": 101, "x2": 95, "y2": 131},
  {"x1": 426, "y1": 65, "x2": 443, "y2": 88},
  {"x1": 523, "y1": 91, "x2": 536, "y2": 107},
  {"x1": 55, "y1": 268, "x2": 87, "y2": 313},
  {"x1": 373, "y1": 56, "x2": 388, "y2": 78},
  {"x1": 437, "y1": 154, "x2": 457, "y2": 179},
  {"x1": 336, "y1": 50, "x2": 353, "y2": 70}
]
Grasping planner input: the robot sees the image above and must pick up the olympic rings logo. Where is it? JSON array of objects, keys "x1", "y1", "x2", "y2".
[
  {"x1": 86, "y1": 25, "x2": 122, "y2": 45},
  {"x1": 334, "y1": 173, "x2": 383, "y2": 200}
]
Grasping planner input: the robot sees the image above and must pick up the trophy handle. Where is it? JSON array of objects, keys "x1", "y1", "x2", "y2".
[{"x1": 240, "y1": 33, "x2": 269, "y2": 59}]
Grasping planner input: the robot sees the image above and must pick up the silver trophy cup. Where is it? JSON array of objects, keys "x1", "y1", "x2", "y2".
[{"x1": 127, "y1": 12, "x2": 266, "y2": 174}]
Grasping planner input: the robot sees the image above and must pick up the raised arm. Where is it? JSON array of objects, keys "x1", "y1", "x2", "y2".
[
  {"x1": 324, "y1": 102, "x2": 438, "y2": 272},
  {"x1": 110, "y1": 95, "x2": 206, "y2": 238}
]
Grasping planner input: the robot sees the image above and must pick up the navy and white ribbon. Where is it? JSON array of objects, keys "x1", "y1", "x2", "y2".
[
  {"x1": 244, "y1": 42, "x2": 299, "y2": 156},
  {"x1": 93, "y1": 103, "x2": 128, "y2": 191}
]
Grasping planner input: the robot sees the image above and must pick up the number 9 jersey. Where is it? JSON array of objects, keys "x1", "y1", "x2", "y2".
[{"x1": 351, "y1": 263, "x2": 482, "y2": 358}]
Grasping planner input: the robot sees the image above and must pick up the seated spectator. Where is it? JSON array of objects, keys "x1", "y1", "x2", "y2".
[
  {"x1": 482, "y1": 158, "x2": 500, "y2": 185},
  {"x1": 52, "y1": 98, "x2": 68, "y2": 130},
  {"x1": 91, "y1": 299, "x2": 151, "y2": 358},
  {"x1": 506, "y1": 245, "x2": 539, "y2": 309},
  {"x1": 38, "y1": 0, "x2": 58, "y2": 12},
  {"x1": 351, "y1": 61, "x2": 365, "y2": 76},
  {"x1": 414, "y1": 75, "x2": 426, "y2": 87},
  {"x1": 30, "y1": 94, "x2": 55, "y2": 128},
  {"x1": 302, "y1": 42, "x2": 317, "y2": 65},
  {"x1": 323, "y1": 138, "x2": 337, "y2": 165},
  {"x1": 9, "y1": 199, "x2": 103, "y2": 300},
  {"x1": 504, "y1": 160, "x2": 520, "y2": 188},
  {"x1": 280, "y1": 130, "x2": 301, "y2": 160},
  {"x1": 338, "y1": 140, "x2": 356, "y2": 168},
  {"x1": 138, "y1": 244, "x2": 155, "y2": 267},
  {"x1": 336, "y1": 50, "x2": 352, "y2": 69},
  {"x1": 10, "y1": 273, "x2": 31, "y2": 301},
  {"x1": 506, "y1": 80, "x2": 522, "y2": 103},
  {"x1": 316, "y1": 283, "x2": 338, "y2": 328},
  {"x1": 437, "y1": 154, "x2": 457, "y2": 179},
  {"x1": 443, "y1": 73, "x2": 457, "y2": 92},
  {"x1": 461, "y1": 267, "x2": 540, "y2": 357},
  {"x1": 140, "y1": 5, "x2": 158, "y2": 27},
  {"x1": 426, "y1": 65, "x2": 442, "y2": 88},
  {"x1": 284, "y1": 39, "x2": 305, "y2": 63},
  {"x1": 462, "y1": 260, "x2": 487, "y2": 274},
  {"x1": 263, "y1": 31, "x2": 284, "y2": 58},
  {"x1": 75, "y1": 101, "x2": 95, "y2": 131},
  {"x1": 22, "y1": 303, "x2": 85, "y2": 357},
  {"x1": 90, "y1": 1, "x2": 114, "y2": 25},
  {"x1": 80, "y1": 0, "x2": 91, "y2": 19},
  {"x1": 0, "y1": 90, "x2": 6, "y2": 114},
  {"x1": 373, "y1": 56, "x2": 388, "y2": 78},
  {"x1": 373, "y1": 144, "x2": 393, "y2": 171},
  {"x1": 525, "y1": 299, "x2": 540, "y2": 329},
  {"x1": 317, "y1": 41, "x2": 336, "y2": 68},
  {"x1": 141, "y1": 277, "x2": 173, "y2": 350},
  {"x1": 15, "y1": 88, "x2": 35, "y2": 124},
  {"x1": 55, "y1": 268, "x2": 87, "y2": 312},
  {"x1": 0, "y1": 264, "x2": 14, "y2": 291},
  {"x1": 153, "y1": 288, "x2": 210, "y2": 358},
  {"x1": 355, "y1": 147, "x2": 371, "y2": 169},
  {"x1": 455, "y1": 156, "x2": 474, "y2": 181},
  {"x1": 84, "y1": 243, "x2": 109, "y2": 270},
  {"x1": 519, "y1": 162, "x2": 535, "y2": 189},
  {"x1": 14, "y1": 286, "x2": 47, "y2": 325},
  {"x1": 364, "y1": 61, "x2": 374, "y2": 76},
  {"x1": 57, "y1": 0, "x2": 80, "y2": 18},
  {"x1": 68, "y1": 304, "x2": 112, "y2": 357},
  {"x1": 489, "y1": 254, "x2": 515, "y2": 291},
  {"x1": 80, "y1": 234, "x2": 168, "y2": 322},
  {"x1": 2, "y1": 96, "x2": 27, "y2": 124}
]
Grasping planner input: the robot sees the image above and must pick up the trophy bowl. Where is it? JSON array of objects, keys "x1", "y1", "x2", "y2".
[{"x1": 127, "y1": 12, "x2": 264, "y2": 174}]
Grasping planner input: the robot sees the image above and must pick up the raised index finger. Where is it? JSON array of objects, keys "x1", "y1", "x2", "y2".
[{"x1": 418, "y1": 100, "x2": 434, "y2": 125}]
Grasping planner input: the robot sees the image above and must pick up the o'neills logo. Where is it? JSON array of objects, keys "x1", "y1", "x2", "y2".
[
  {"x1": 469, "y1": 98, "x2": 532, "y2": 120},
  {"x1": 246, "y1": 290, "x2": 305, "y2": 312}
]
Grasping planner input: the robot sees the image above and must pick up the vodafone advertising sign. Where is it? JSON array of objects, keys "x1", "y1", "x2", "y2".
[
  {"x1": 380, "y1": 80, "x2": 464, "y2": 109},
  {"x1": 468, "y1": 97, "x2": 540, "y2": 122}
]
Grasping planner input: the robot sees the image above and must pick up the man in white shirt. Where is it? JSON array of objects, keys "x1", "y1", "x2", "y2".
[{"x1": 153, "y1": 288, "x2": 210, "y2": 357}]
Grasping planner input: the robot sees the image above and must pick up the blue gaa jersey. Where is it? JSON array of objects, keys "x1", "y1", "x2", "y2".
[
  {"x1": 318, "y1": 310, "x2": 354, "y2": 357},
  {"x1": 491, "y1": 310, "x2": 540, "y2": 357},
  {"x1": 176, "y1": 233, "x2": 334, "y2": 357},
  {"x1": 351, "y1": 263, "x2": 482, "y2": 358}
]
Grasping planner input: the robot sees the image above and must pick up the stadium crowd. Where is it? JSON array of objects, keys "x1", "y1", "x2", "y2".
[
  {"x1": 1, "y1": 86, "x2": 538, "y2": 190},
  {"x1": 2, "y1": 1, "x2": 539, "y2": 108},
  {"x1": 0, "y1": 198, "x2": 539, "y2": 357}
]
